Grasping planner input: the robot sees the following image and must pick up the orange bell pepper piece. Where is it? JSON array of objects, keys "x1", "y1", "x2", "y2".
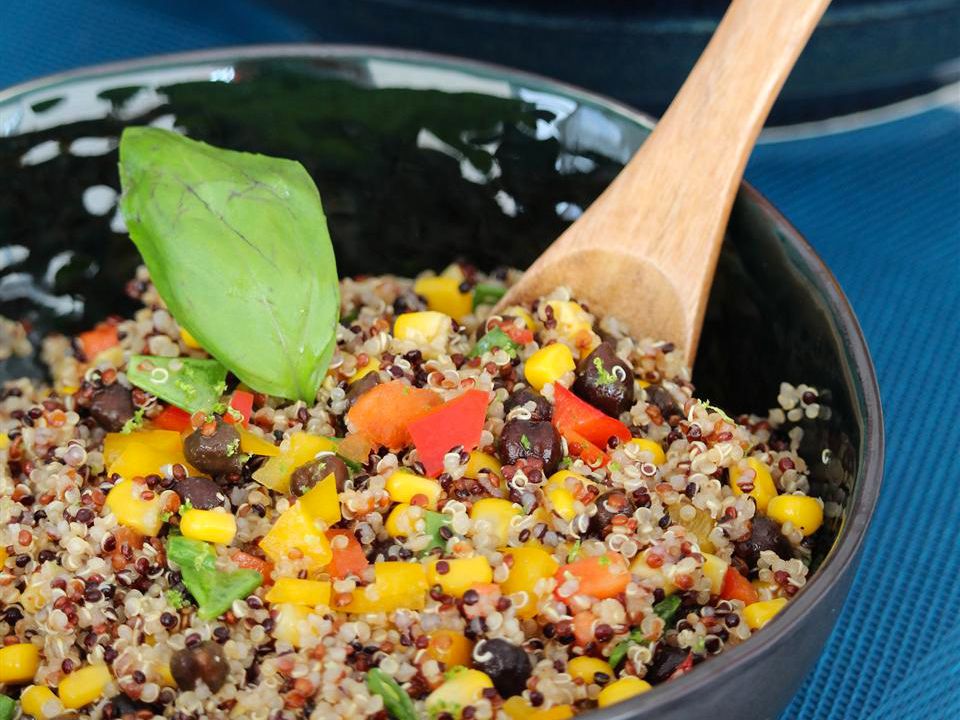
[
  {"x1": 556, "y1": 552, "x2": 630, "y2": 599},
  {"x1": 346, "y1": 380, "x2": 441, "y2": 450}
]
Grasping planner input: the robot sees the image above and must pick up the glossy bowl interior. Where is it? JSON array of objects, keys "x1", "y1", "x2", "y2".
[{"x1": 0, "y1": 47, "x2": 882, "y2": 720}]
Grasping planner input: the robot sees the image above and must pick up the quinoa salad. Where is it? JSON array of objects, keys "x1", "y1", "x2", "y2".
[{"x1": 0, "y1": 128, "x2": 828, "y2": 720}]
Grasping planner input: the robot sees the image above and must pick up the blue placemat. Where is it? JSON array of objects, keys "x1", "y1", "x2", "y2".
[{"x1": 3, "y1": 2, "x2": 959, "y2": 718}]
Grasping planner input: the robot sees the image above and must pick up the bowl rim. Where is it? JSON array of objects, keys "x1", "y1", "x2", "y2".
[{"x1": 0, "y1": 43, "x2": 884, "y2": 716}]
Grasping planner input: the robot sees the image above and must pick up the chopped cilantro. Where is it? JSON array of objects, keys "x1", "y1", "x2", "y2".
[
  {"x1": 567, "y1": 539, "x2": 582, "y2": 562},
  {"x1": 120, "y1": 406, "x2": 147, "y2": 434},
  {"x1": 702, "y1": 400, "x2": 734, "y2": 423},
  {"x1": 520, "y1": 434, "x2": 532, "y2": 451},
  {"x1": 225, "y1": 438, "x2": 240, "y2": 457},
  {"x1": 178, "y1": 499, "x2": 194, "y2": 516},
  {"x1": 608, "y1": 461, "x2": 622, "y2": 473},
  {"x1": 558, "y1": 456, "x2": 574, "y2": 470},
  {"x1": 165, "y1": 588, "x2": 188, "y2": 610},
  {"x1": 593, "y1": 357, "x2": 618, "y2": 386},
  {"x1": 598, "y1": 554, "x2": 611, "y2": 567}
]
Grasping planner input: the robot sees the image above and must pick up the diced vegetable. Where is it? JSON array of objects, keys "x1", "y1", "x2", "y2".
[
  {"x1": 230, "y1": 551, "x2": 273, "y2": 583},
  {"x1": 701, "y1": 553, "x2": 730, "y2": 595},
  {"x1": 252, "y1": 433, "x2": 338, "y2": 493},
  {"x1": 258, "y1": 502, "x2": 333, "y2": 571},
  {"x1": 393, "y1": 311, "x2": 451, "y2": 347},
  {"x1": 350, "y1": 358, "x2": 380, "y2": 384},
  {"x1": 298, "y1": 470, "x2": 341, "y2": 524},
  {"x1": 626, "y1": 437, "x2": 666, "y2": 465},
  {"x1": 729, "y1": 457, "x2": 778, "y2": 512},
  {"x1": 425, "y1": 630, "x2": 474, "y2": 668},
  {"x1": 552, "y1": 384, "x2": 631, "y2": 449},
  {"x1": 265, "y1": 578, "x2": 331, "y2": 607},
  {"x1": 555, "y1": 552, "x2": 630, "y2": 599},
  {"x1": 472, "y1": 283, "x2": 507, "y2": 309},
  {"x1": 343, "y1": 561, "x2": 428, "y2": 614},
  {"x1": 629, "y1": 550, "x2": 677, "y2": 595},
  {"x1": 720, "y1": 566, "x2": 760, "y2": 605},
  {"x1": 225, "y1": 390, "x2": 254, "y2": 426},
  {"x1": 105, "y1": 479, "x2": 164, "y2": 536},
  {"x1": 0, "y1": 694, "x2": 15, "y2": 720},
  {"x1": 346, "y1": 380, "x2": 441, "y2": 451},
  {"x1": 502, "y1": 697, "x2": 573, "y2": 720},
  {"x1": 77, "y1": 321, "x2": 119, "y2": 361},
  {"x1": 152, "y1": 405, "x2": 192, "y2": 432},
  {"x1": 464, "y1": 450, "x2": 503, "y2": 481},
  {"x1": 597, "y1": 676, "x2": 651, "y2": 707},
  {"x1": 653, "y1": 594, "x2": 682, "y2": 627},
  {"x1": 608, "y1": 628, "x2": 646, "y2": 669},
  {"x1": 469, "y1": 327, "x2": 520, "y2": 359},
  {"x1": 179, "y1": 327, "x2": 202, "y2": 349},
  {"x1": 425, "y1": 668, "x2": 494, "y2": 719},
  {"x1": 501, "y1": 546, "x2": 559, "y2": 619},
  {"x1": 573, "y1": 610, "x2": 597, "y2": 646},
  {"x1": 422, "y1": 510, "x2": 455, "y2": 554},
  {"x1": 414, "y1": 276, "x2": 473, "y2": 321},
  {"x1": 385, "y1": 470, "x2": 442, "y2": 510},
  {"x1": 238, "y1": 429, "x2": 280, "y2": 457},
  {"x1": 469, "y1": 498, "x2": 521, "y2": 546},
  {"x1": 104, "y1": 429, "x2": 200, "y2": 479},
  {"x1": 407, "y1": 389, "x2": 489, "y2": 476},
  {"x1": 743, "y1": 597, "x2": 788, "y2": 629},
  {"x1": 524, "y1": 343, "x2": 575, "y2": 391},
  {"x1": 567, "y1": 657, "x2": 614, "y2": 685},
  {"x1": 367, "y1": 667, "x2": 418, "y2": 720},
  {"x1": 58, "y1": 664, "x2": 112, "y2": 709},
  {"x1": 562, "y1": 428, "x2": 607, "y2": 468},
  {"x1": 325, "y1": 529, "x2": 369, "y2": 579},
  {"x1": 273, "y1": 603, "x2": 315, "y2": 648},
  {"x1": 0, "y1": 643, "x2": 40, "y2": 683},
  {"x1": 179, "y1": 509, "x2": 237, "y2": 545},
  {"x1": 337, "y1": 432, "x2": 372, "y2": 465},
  {"x1": 167, "y1": 535, "x2": 263, "y2": 620},
  {"x1": 427, "y1": 556, "x2": 492, "y2": 598},
  {"x1": 19, "y1": 685, "x2": 62, "y2": 719},
  {"x1": 766, "y1": 495, "x2": 824, "y2": 536},
  {"x1": 126, "y1": 354, "x2": 227, "y2": 414}
]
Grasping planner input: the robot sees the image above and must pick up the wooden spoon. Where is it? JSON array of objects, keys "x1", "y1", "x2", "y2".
[{"x1": 496, "y1": 0, "x2": 831, "y2": 365}]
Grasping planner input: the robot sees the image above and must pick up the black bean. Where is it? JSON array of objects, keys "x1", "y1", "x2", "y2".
[
  {"x1": 346, "y1": 372, "x2": 380, "y2": 408},
  {"x1": 646, "y1": 645, "x2": 691, "y2": 684},
  {"x1": 290, "y1": 455, "x2": 350, "y2": 496},
  {"x1": 572, "y1": 342, "x2": 635, "y2": 417},
  {"x1": 89, "y1": 384, "x2": 135, "y2": 432},
  {"x1": 182, "y1": 418, "x2": 243, "y2": 476},
  {"x1": 588, "y1": 491, "x2": 634, "y2": 538},
  {"x1": 473, "y1": 638, "x2": 532, "y2": 698},
  {"x1": 645, "y1": 385, "x2": 683, "y2": 423},
  {"x1": 503, "y1": 387, "x2": 552, "y2": 421},
  {"x1": 498, "y1": 419, "x2": 562, "y2": 475},
  {"x1": 170, "y1": 640, "x2": 229, "y2": 692},
  {"x1": 174, "y1": 476, "x2": 227, "y2": 510},
  {"x1": 734, "y1": 515, "x2": 792, "y2": 574}
]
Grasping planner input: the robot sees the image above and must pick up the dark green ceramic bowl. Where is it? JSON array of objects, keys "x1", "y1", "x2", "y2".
[{"x1": 0, "y1": 47, "x2": 882, "y2": 720}]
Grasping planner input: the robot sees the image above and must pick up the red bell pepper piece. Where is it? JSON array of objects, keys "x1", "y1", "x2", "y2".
[
  {"x1": 720, "y1": 566, "x2": 760, "y2": 605},
  {"x1": 152, "y1": 405, "x2": 192, "y2": 432},
  {"x1": 553, "y1": 384, "x2": 631, "y2": 449},
  {"x1": 325, "y1": 529, "x2": 370, "y2": 580},
  {"x1": 231, "y1": 551, "x2": 274, "y2": 585},
  {"x1": 494, "y1": 320, "x2": 534, "y2": 346},
  {"x1": 225, "y1": 390, "x2": 254, "y2": 426},
  {"x1": 407, "y1": 389, "x2": 489, "y2": 477},
  {"x1": 77, "y1": 321, "x2": 119, "y2": 361},
  {"x1": 563, "y1": 428, "x2": 608, "y2": 468}
]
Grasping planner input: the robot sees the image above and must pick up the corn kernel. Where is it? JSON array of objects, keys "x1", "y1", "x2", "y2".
[
  {"x1": 394, "y1": 311, "x2": 451, "y2": 345},
  {"x1": 20, "y1": 685, "x2": 62, "y2": 719},
  {"x1": 349, "y1": 358, "x2": 380, "y2": 384},
  {"x1": 180, "y1": 509, "x2": 237, "y2": 545},
  {"x1": 259, "y1": 502, "x2": 332, "y2": 571},
  {"x1": 426, "y1": 668, "x2": 494, "y2": 719},
  {"x1": 766, "y1": 495, "x2": 823, "y2": 536},
  {"x1": 597, "y1": 676, "x2": 651, "y2": 707},
  {"x1": 627, "y1": 438, "x2": 666, "y2": 466},
  {"x1": 105, "y1": 479, "x2": 164, "y2": 536},
  {"x1": 630, "y1": 550, "x2": 676, "y2": 595},
  {"x1": 744, "y1": 597, "x2": 788, "y2": 630},
  {"x1": 414, "y1": 276, "x2": 473, "y2": 321},
  {"x1": 567, "y1": 656, "x2": 614, "y2": 685},
  {"x1": 180, "y1": 328, "x2": 202, "y2": 349},
  {"x1": 427, "y1": 556, "x2": 492, "y2": 598},
  {"x1": 343, "y1": 561, "x2": 428, "y2": 613},
  {"x1": 425, "y1": 630, "x2": 474, "y2": 667},
  {"x1": 386, "y1": 470, "x2": 442, "y2": 510},
  {"x1": 464, "y1": 450, "x2": 503, "y2": 481},
  {"x1": 524, "y1": 343, "x2": 575, "y2": 391},
  {"x1": 701, "y1": 553, "x2": 730, "y2": 595},
  {"x1": 59, "y1": 664, "x2": 112, "y2": 709},
  {"x1": 0, "y1": 643, "x2": 40, "y2": 683},
  {"x1": 273, "y1": 603, "x2": 314, "y2": 648},
  {"x1": 265, "y1": 578, "x2": 332, "y2": 607},
  {"x1": 729, "y1": 457, "x2": 778, "y2": 511},
  {"x1": 470, "y1": 498, "x2": 521, "y2": 545},
  {"x1": 299, "y1": 471, "x2": 341, "y2": 525},
  {"x1": 501, "y1": 546, "x2": 559, "y2": 618}
]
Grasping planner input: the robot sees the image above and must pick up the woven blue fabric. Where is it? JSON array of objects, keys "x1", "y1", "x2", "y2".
[{"x1": 2, "y1": 2, "x2": 959, "y2": 718}]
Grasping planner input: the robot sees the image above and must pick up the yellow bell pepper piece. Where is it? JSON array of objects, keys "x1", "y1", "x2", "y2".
[
  {"x1": 597, "y1": 676, "x2": 651, "y2": 707},
  {"x1": 701, "y1": 553, "x2": 730, "y2": 595},
  {"x1": 105, "y1": 479, "x2": 164, "y2": 536},
  {"x1": 20, "y1": 685, "x2": 63, "y2": 719},
  {"x1": 103, "y1": 430, "x2": 180, "y2": 466},
  {"x1": 105, "y1": 429, "x2": 200, "y2": 478},
  {"x1": 766, "y1": 495, "x2": 823, "y2": 536},
  {"x1": 544, "y1": 470, "x2": 591, "y2": 523},
  {"x1": 239, "y1": 429, "x2": 280, "y2": 457},
  {"x1": 259, "y1": 502, "x2": 332, "y2": 571},
  {"x1": 252, "y1": 433, "x2": 338, "y2": 493},
  {"x1": 59, "y1": 664, "x2": 112, "y2": 709},
  {"x1": 464, "y1": 450, "x2": 503, "y2": 481},
  {"x1": 386, "y1": 469, "x2": 442, "y2": 510},
  {"x1": 349, "y1": 358, "x2": 380, "y2": 384},
  {"x1": 394, "y1": 311, "x2": 451, "y2": 345},
  {"x1": 265, "y1": 578, "x2": 332, "y2": 607},
  {"x1": 470, "y1": 498, "x2": 521, "y2": 546},
  {"x1": 744, "y1": 597, "x2": 788, "y2": 630},
  {"x1": 627, "y1": 437, "x2": 666, "y2": 466},
  {"x1": 343, "y1": 561, "x2": 428, "y2": 613},
  {"x1": 501, "y1": 546, "x2": 559, "y2": 619},
  {"x1": 425, "y1": 629, "x2": 474, "y2": 668},
  {"x1": 567, "y1": 656, "x2": 614, "y2": 685},
  {"x1": 0, "y1": 546, "x2": 7, "y2": 566},
  {"x1": 426, "y1": 668, "x2": 494, "y2": 719},
  {"x1": 0, "y1": 643, "x2": 40, "y2": 683},
  {"x1": 180, "y1": 328, "x2": 202, "y2": 349},
  {"x1": 427, "y1": 556, "x2": 492, "y2": 598},
  {"x1": 524, "y1": 343, "x2": 575, "y2": 391},
  {"x1": 385, "y1": 503, "x2": 423, "y2": 538},
  {"x1": 273, "y1": 603, "x2": 314, "y2": 648},
  {"x1": 299, "y1": 471, "x2": 341, "y2": 525},
  {"x1": 180, "y1": 509, "x2": 237, "y2": 545},
  {"x1": 414, "y1": 276, "x2": 473, "y2": 321},
  {"x1": 730, "y1": 457, "x2": 778, "y2": 512}
]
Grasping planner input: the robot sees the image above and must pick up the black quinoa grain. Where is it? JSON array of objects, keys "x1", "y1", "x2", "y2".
[
  {"x1": 659, "y1": 514, "x2": 672, "y2": 529},
  {"x1": 160, "y1": 612, "x2": 177, "y2": 629}
]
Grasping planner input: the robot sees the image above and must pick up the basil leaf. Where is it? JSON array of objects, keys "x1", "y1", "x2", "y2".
[
  {"x1": 119, "y1": 127, "x2": 340, "y2": 402},
  {"x1": 469, "y1": 327, "x2": 520, "y2": 359},
  {"x1": 0, "y1": 694, "x2": 15, "y2": 720},
  {"x1": 166, "y1": 535, "x2": 262, "y2": 620},
  {"x1": 367, "y1": 668, "x2": 418, "y2": 720},
  {"x1": 472, "y1": 283, "x2": 506, "y2": 309},
  {"x1": 127, "y1": 354, "x2": 227, "y2": 413},
  {"x1": 653, "y1": 594, "x2": 682, "y2": 627}
]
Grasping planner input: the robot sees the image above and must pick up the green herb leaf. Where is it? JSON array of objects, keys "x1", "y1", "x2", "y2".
[
  {"x1": 609, "y1": 629, "x2": 648, "y2": 668},
  {"x1": 0, "y1": 693, "x2": 15, "y2": 720},
  {"x1": 567, "y1": 539, "x2": 582, "y2": 562},
  {"x1": 127, "y1": 354, "x2": 227, "y2": 414},
  {"x1": 166, "y1": 535, "x2": 262, "y2": 620},
  {"x1": 653, "y1": 594, "x2": 682, "y2": 628},
  {"x1": 469, "y1": 327, "x2": 520, "y2": 359},
  {"x1": 367, "y1": 668, "x2": 418, "y2": 720},
  {"x1": 338, "y1": 453, "x2": 363, "y2": 474},
  {"x1": 119, "y1": 127, "x2": 339, "y2": 402},
  {"x1": 702, "y1": 400, "x2": 734, "y2": 423},
  {"x1": 593, "y1": 357, "x2": 617, "y2": 386},
  {"x1": 165, "y1": 588, "x2": 188, "y2": 610},
  {"x1": 520, "y1": 434, "x2": 532, "y2": 451},
  {"x1": 120, "y1": 406, "x2": 147, "y2": 434},
  {"x1": 472, "y1": 283, "x2": 507, "y2": 309}
]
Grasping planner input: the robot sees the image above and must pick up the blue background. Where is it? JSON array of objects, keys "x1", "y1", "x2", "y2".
[{"x1": 2, "y1": 1, "x2": 958, "y2": 718}]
